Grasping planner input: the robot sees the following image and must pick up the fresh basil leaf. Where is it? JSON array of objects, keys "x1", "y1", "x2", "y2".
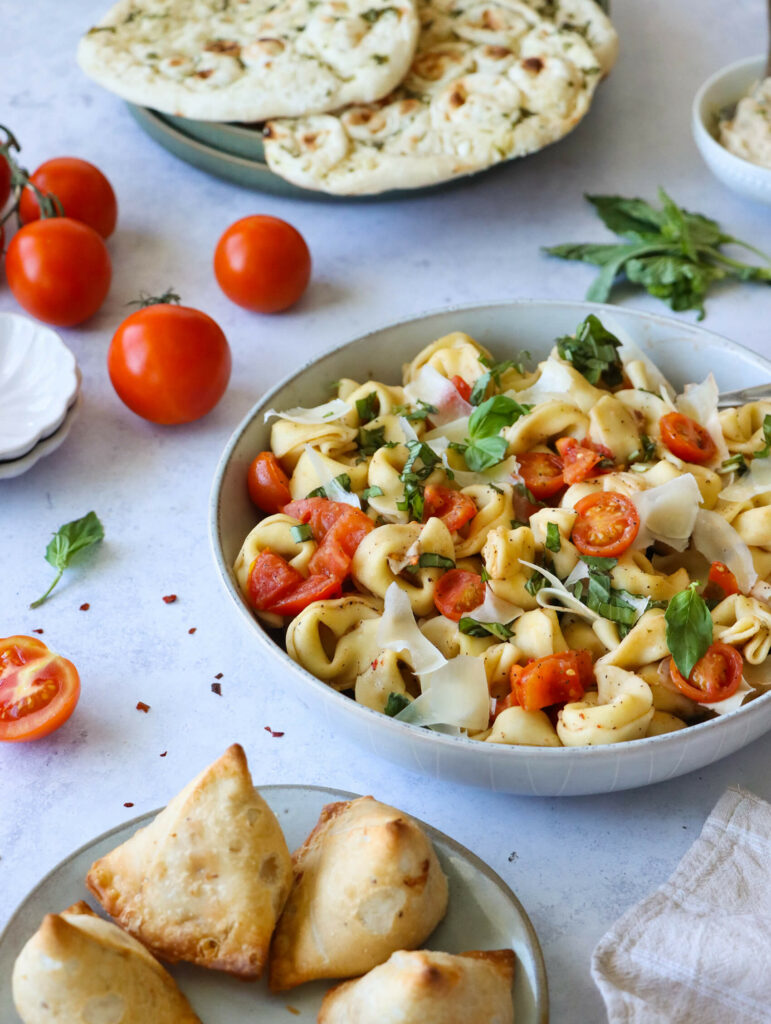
[
  {"x1": 307, "y1": 473, "x2": 352, "y2": 498},
  {"x1": 469, "y1": 355, "x2": 528, "y2": 405},
  {"x1": 628, "y1": 434, "x2": 657, "y2": 465},
  {"x1": 510, "y1": 518, "x2": 528, "y2": 529},
  {"x1": 586, "y1": 194, "x2": 666, "y2": 241},
  {"x1": 358, "y1": 425, "x2": 387, "y2": 456},
  {"x1": 580, "y1": 554, "x2": 618, "y2": 570},
  {"x1": 417, "y1": 553, "x2": 455, "y2": 570},
  {"x1": 753, "y1": 414, "x2": 771, "y2": 459},
  {"x1": 480, "y1": 566, "x2": 491, "y2": 582},
  {"x1": 384, "y1": 692, "x2": 411, "y2": 716},
  {"x1": 355, "y1": 391, "x2": 380, "y2": 422},
  {"x1": 525, "y1": 570, "x2": 547, "y2": 597},
  {"x1": 469, "y1": 371, "x2": 492, "y2": 406},
  {"x1": 398, "y1": 441, "x2": 439, "y2": 520},
  {"x1": 556, "y1": 314, "x2": 623, "y2": 387},
  {"x1": 361, "y1": 485, "x2": 384, "y2": 501},
  {"x1": 394, "y1": 400, "x2": 438, "y2": 422},
  {"x1": 545, "y1": 522, "x2": 561, "y2": 552},
  {"x1": 468, "y1": 395, "x2": 532, "y2": 439},
  {"x1": 665, "y1": 584, "x2": 713, "y2": 680},
  {"x1": 31, "y1": 511, "x2": 105, "y2": 608},
  {"x1": 290, "y1": 524, "x2": 313, "y2": 543},
  {"x1": 458, "y1": 617, "x2": 513, "y2": 640},
  {"x1": 464, "y1": 435, "x2": 508, "y2": 472},
  {"x1": 721, "y1": 452, "x2": 749, "y2": 476}
]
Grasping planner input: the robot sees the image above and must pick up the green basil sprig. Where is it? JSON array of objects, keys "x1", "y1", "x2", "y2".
[
  {"x1": 458, "y1": 617, "x2": 513, "y2": 641},
  {"x1": 30, "y1": 511, "x2": 105, "y2": 608},
  {"x1": 556, "y1": 314, "x2": 623, "y2": 388}
]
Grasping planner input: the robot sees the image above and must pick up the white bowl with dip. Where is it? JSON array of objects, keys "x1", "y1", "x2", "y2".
[{"x1": 692, "y1": 55, "x2": 771, "y2": 205}]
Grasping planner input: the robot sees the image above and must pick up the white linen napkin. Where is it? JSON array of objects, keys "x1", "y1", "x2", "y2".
[{"x1": 592, "y1": 786, "x2": 771, "y2": 1023}]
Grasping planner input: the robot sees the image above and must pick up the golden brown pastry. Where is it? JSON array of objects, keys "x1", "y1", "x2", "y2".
[
  {"x1": 12, "y1": 901, "x2": 201, "y2": 1023},
  {"x1": 269, "y1": 796, "x2": 449, "y2": 992},
  {"x1": 86, "y1": 743, "x2": 291, "y2": 979},
  {"x1": 318, "y1": 948, "x2": 516, "y2": 1023}
]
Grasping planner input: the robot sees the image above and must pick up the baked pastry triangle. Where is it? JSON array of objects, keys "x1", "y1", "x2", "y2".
[
  {"x1": 86, "y1": 743, "x2": 291, "y2": 979},
  {"x1": 269, "y1": 796, "x2": 449, "y2": 991},
  {"x1": 12, "y1": 901, "x2": 201, "y2": 1023},
  {"x1": 318, "y1": 948, "x2": 516, "y2": 1023}
]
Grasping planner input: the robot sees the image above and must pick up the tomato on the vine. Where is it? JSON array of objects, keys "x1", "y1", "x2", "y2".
[
  {"x1": 0, "y1": 636, "x2": 80, "y2": 742},
  {"x1": 214, "y1": 215, "x2": 311, "y2": 313},
  {"x1": 108, "y1": 297, "x2": 231, "y2": 424},
  {"x1": 5, "y1": 218, "x2": 111, "y2": 326},
  {"x1": 19, "y1": 158, "x2": 117, "y2": 238}
]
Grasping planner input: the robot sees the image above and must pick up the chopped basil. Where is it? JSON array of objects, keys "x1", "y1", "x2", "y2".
[
  {"x1": 356, "y1": 392, "x2": 379, "y2": 422},
  {"x1": 514, "y1": 482, "x2": 543, "y2": 507},
  {"x1": 754, "y1": 414, "x2": 771, "y2": 459},
  {"x1": 556, "y1": 314, "x2": 623, "y2": 388},
  {"x1": 665, "y1": 584, "x2": 713, "y2": 680},
  {"x1": 358, "y1": 425, "x2": 387, "y2": 456},
  {"x1": 361, "y1": 485, "x2": 384, "y2": 501},
  {"x1": 384, "y1": 692, "x2": 411, "y2": 716},
  {"x1": 628, "y1": 434, "x2": 657, "y2": 464},
  {"x1": 397, "y1": 440, "x2": 440, "y2": 520},
  {"x1": 720, "y1": 452, "x2": 749, "y2": 475},
  {"x1": 469, "y1": 354, "x2": 529, "y2": 406},
  {"x1": 290, "y1": 524, "x2": 313, "y2": 543},
  {"x1": 525, "y1": 569, "x2": 547, "y2": 596},
  {"x1": 394, "y1": 400, "x2": 438, "y2": 422},
  {"x1": 545, "y1": 522, "x2": 561, "y2": 552},
  {"x1": 580, "y1": 554, "x2": 618, "y2": 570},
  {"x1": 417, "y1": 552, "x2": 455, "y2": 570},
  {"x1": 510, "y1": 518, "x2": 528, "y2": 529},
  {"x1": 307, "y1": 473, "x2": 352, "y2": 498},
  {"x1": 458, "y1": 617, "x2": 513, "y2": 640},
  {"x1": 480, "y1": 566, "x2": 491, "y2": 582}
]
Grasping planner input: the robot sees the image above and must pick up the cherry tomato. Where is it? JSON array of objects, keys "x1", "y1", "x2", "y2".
[
  {"x1": 518, "y1": 452, "x2": 564, "y2": 500},
  {"x1": 660, "y1": 412, "x2": 717, "y2": 464},
  {"x1": 669, "y1": 642, "x2": 742, "y2": 703},
  {"x1": 422, "y1": 485, "x2": 477, "y2": 532},
  {"x1": 0, "y1": 154, "x2": 11, "y2": 210},
  {"x1": 510, "y1": 650, "x2": 592, "y2": 711},
  {"x1": 572, "y1": 491, "x2": 640, "y2": 558},
  {"x1": 214, "y1": 215, "x2": 311, "y2": 313},
  {"x1": 108, "y1": 302, "x2": 231, "y2": 424},
  {"x1": 0, "y1": 636, "x2": 80, "y2": 742},
  {"x1": 451, "y1": 375, "x2": 472, "y2": 402},
  {"x1": 5, "y1": 218, "x2": 111, "y2": 326},
  {"x1": 19, "y1": 158, "x2": 117, "y2": 238},
  {"x1": 247, "y1": 550, "x2": 340, "y2": 616},
  {"x1": 248, "y1": 452, "x2": 292, "y2": 513},
  {"x1": 434, "y1": 569, "x2": 485, "y2": 621},
  {"x1": 705, "y1": 560, "x2": 739, "y2": 603},
  {"x1": 556, "y1": 437, "x2": 613, "y2": 484},
  {"x1": 283, "y1": 498, "x2": 374, "y2": 580}
]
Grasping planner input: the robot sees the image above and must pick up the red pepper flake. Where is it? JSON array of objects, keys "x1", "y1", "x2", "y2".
[
  {"x1": 371, "y1": 659, "x2": 378, "y2": 670},
  {"x1": 286, "y1": 1008, "x2": 300, "y2": 1017},
  {"x1": 211, "y1": 682, "x2": 222, "y2": 696},
  {"x1": 136, "y1": 701, "x2": 150, "y2": 713},
  {"x1": 264, "y1": 726, "x2": 285, "y2": 738},
  {"x1": 80, "y1": 603, "x2": 90, "y2": 611},
  {"x1": 188, "y1": 627, "x2": 197, "y2": 634},
  {"x1": 160, "y1": 751, "x2": 167, "y2": 757},
  {"x1": 214, "y1": 672, "x2": 223, "y2": 679},
  {"x1": 124, "y1": 802, "x2": 134, "y2": 807},
  {"x1": 162, "y1": 594, "x2": 177, "y2": 604},
  {"x1": 32, "y1": 628, "x2": 44, "y2": 634}
]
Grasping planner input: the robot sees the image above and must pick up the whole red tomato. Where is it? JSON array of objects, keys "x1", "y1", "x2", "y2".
[
  {"x1": 108, "y1": 300, "x2": 231, "y2": 424},
  {"x1": 19, "y1": 157, "x2": 117, "y2": 238},
  {"x1": 5, "y1": 218, "x2": 111, "y2": 326},
  {"x1": 214, "y1": 215, "x2": 311, "y2": 313}
]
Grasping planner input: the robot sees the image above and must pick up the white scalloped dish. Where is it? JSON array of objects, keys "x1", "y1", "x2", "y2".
[{"x1": 0, "y1": 313, "x2": 80, "y2": 461}]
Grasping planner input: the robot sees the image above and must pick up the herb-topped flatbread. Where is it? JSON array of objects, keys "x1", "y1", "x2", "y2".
[
  {"x1": 263, "y1": 0, "x2": 617, "y2": 194},
  {"x1": 77, "y1": 0, "x2": 420, "y2": 122}
]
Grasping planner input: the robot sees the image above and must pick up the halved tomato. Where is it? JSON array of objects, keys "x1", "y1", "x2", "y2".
[
  {"x1": 509, "y1": 650, "x2": 593, "y2": 711},
  {"x1": 659, "y1": 412, "x2": 717, "y2": 464},
  {"x1": 572, "y1": 491, "x2": 640, "y2": 558},
  {"x1": 517, "y1": 452, "x2": 564, "y2": 500},
  {"x1": 669, "y1": 642, "x2": 742, "y2": 703},
  {"x1": 556, "y1": 437, "x2": 614, "y2": 484},
  {"x1": 705, "y1": 560, "x2": 739, "y2": 603},
  {"x1": 422, "y1": 485, "x2": 477, "y2": 532},
  {"x1": 247, "y1": 452, "x2": 291, "y2": 513},
  {"x1": 434, "y1": 569, "x2": 485, "y2": 621},
  {"x1": 247, "y1": 550, "x2": 341, "y2": 616},
  {"x1": 0, "y1": 636, "x2": 81, "y2": 742}
]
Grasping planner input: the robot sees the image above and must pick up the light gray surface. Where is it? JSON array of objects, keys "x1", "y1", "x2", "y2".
[
  {"x1": 1, "y1": 1, "x2": 770, "y2": 1021},
  {"x1": 0, "y1": 785, "x2": 546, "y2": 1022}
]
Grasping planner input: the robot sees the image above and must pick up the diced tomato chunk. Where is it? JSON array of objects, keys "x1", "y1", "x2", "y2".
[
  {"x1": 434, "y1": 570, "x2": 485, "y2": 621},
  {"x1": 556, "y1": 437, "x2": 615, "y2": 484},
  {"x1": 423, "y1": 485, "x2": 477, "y2": 532},
  {"x1": 268, "y1": 574, "x2": 342, "y2": 616},
  {"x1": 283, "y1": 498, "x2": 375, "y2": 580},
  {"x1": 248, "y1": 550, "x2": 304, "y2": 610},
  {"x1": 509, "y1": 651, "x2": 592, "y2": 711},
  {"x1": 247, "y1": 452, "x2": 292, "y2": 513}
]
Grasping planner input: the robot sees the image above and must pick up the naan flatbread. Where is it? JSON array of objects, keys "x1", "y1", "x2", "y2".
[
  {"x1": 77, "y1": 0, "x2": 420, "y2": 122},
  {"x1": 264, "y1": 0, "x2": 617, "y2": 194}
]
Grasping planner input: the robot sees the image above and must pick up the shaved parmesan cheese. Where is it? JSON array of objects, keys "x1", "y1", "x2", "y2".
[
  {"x1": 518, "y1": 559, "x2": 601, "y2": 622},
  {"x1": 600, "y1": 314, "x2": 676, "y2": 399},
  {"x1": 398, "y1": 416, "x2": 420, "y2": 443},
  {"x1": 396, "y1": 656, "x2": 490, "y2": 731},
  {"x1": 721, "y1": 457, "x2": 771, "y2": 501},
  {"x1": 467, "y1": 588, "x2": 524, "y2": 625},
  {"x1": 377, "y1": 583, "x2": 446, "y2": 675},
  {"x1": 703, "y1": 675, "x2": 754, "y2": 715},
  {"x1": 264, "y1": 399, "x2": 350, "y2": 424},
  {"x1": 676, "y1": 374, "x2": 729, "y2": 464},
  {"x1": 510, "y1": 358, "x2": 575, "y2": 407},
  {"x1": 623, "y1": 593, "x2": 652, "y2": 618},
  {"x1": 303, "y1": 445, "x2": 361, "y2": 508},
  {"x1": 564, "y1": 561, "x2": 590, "y2": 587},
  {"x1": 632, "y1": 473, "x2": 701, "y2": 551},
  {"x1": 404, "y1": 365, "x2": 472, "y2": 426},
  {"x1": 750, "y1": 580, "x2": 771, "y2": 606},
  {"x1": 691, "y1": 509, "x2": 757, "y2": 593},
  {"x1": 424, "y1": 417, "x2": 470, "y2": 445}
]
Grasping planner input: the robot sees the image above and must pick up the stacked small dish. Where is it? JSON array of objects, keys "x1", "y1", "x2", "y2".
[{"x1": 0, "y1": 313, "x2": 81, "y2": 480}]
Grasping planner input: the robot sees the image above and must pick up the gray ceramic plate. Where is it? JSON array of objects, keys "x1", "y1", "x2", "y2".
[{"x1": 0, "y1": 784, "x2": 548, "y2": 1022}]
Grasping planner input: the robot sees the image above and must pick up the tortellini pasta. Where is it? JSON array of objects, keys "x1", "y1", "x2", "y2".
[{"x1": 235, "y1": 322, "x2": 771, "y2": 752}]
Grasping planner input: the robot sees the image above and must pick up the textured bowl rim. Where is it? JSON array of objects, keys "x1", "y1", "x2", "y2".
[
  {"x1": 209, "y1": 299, "x2": 771, "y2": 769},
  {"x1": 692, "y1": 53, "x2": 771, "y2": 179}
]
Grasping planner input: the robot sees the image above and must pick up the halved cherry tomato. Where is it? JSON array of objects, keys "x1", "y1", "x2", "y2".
[
  {"x1": 451, "y1": 375, "x2": 472, "y2": 402},
  {"x1": 705, "y1": 560, "x2": 739, "y2": 603},
  {"x1": 660, "y1": 412, "x2": 717, "y2": 464},
  {"x1": 422, "y1": 485, "x2": 477, "y2": 532},
  {"x1": 0, "y1": 636, "x2": 80, "y2": 742},
  {"x1": 19, "y1": 157, "x2": 118, "y2": 238},
  {"x1": 434, "y1": 569, "x2": 485, "y2": 621},
  {"x1": 247, "y1": 550, "x2": 340, "y2": 616},
  {"x1": 556, "y1": 437, "x2": 614, "y2": 485},
  {"x1": 509, "y1": 650, "x2": 593, "y2": 711},
  {"x1": 248, "y1": 452, "x2": 292, "y2": 513},
  {"x1": 669, "y1": 642, "x2": 742, "y2": 703},
  {"x1": 572, "y1": 491, "x2": 640, "y2": 558},
  {"x1": 518, "y1": 452, "x2": 564, "y2": 500},
  {"x1": 283, "y1": 498, "x2": 374, "y2": 580},
  {"x1": 214, "y1": 215, "x2": 311, "y2": 313},
  {"x1": 492, "y1": 687, "x2": 520, "y2": 720}
]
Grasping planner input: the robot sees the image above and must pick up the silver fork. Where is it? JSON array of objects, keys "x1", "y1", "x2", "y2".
[{"x1": 717, "y1": 384, "x2": 771, "y2": 409}]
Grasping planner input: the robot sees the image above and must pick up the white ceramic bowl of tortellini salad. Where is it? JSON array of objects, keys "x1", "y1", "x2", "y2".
[{"x1": 210, "y1": 300, "x2": 771, "y2": 796}]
